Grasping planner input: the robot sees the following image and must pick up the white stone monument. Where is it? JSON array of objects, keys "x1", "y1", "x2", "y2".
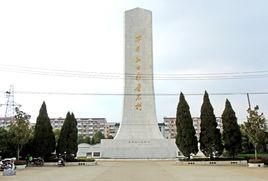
[{"x1": 101, "y1": 7, "x2": 178, "y2": 158}]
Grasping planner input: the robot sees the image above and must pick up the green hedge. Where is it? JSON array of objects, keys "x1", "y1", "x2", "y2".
[{"x1": 75, "y1": 157, "x2": 95, "y2": 162}]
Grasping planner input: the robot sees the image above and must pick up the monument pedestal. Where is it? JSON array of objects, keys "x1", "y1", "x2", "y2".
[{"x1": 101, "y1": 139, "x2": 177, "y2": 159}]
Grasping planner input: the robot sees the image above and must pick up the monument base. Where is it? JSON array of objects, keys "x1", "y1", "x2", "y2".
[{"x1": 101, "y1": 139, "x2": 178, "y2": 159}]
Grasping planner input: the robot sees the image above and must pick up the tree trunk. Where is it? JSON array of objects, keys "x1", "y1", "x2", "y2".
[
  {"x1": 254, "y1": 143, "x2": 257, "y2": 160},
  {"x1": 17, "y1": 145, "x2": 20, "y2": 160}
]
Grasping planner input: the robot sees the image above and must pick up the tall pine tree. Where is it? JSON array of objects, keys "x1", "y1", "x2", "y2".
[
  {"x1": 176, "y1": 92, "x2": 198, "y2": 159},
  {"x1": 222, "y1": 99, "x2": 242, "y2": 158},
  {"x1": 200, "y1": 91, "x2": 223, "y2": 158},
  {"x1": 69, "y1": 113, "x2": 78, "y2": 155},
  {"x1": 57, "y1": 112, "x2": 78, "y2": 157},
  {"x1": 33, "y1": 102, "x2": 55, "y2": 158}
]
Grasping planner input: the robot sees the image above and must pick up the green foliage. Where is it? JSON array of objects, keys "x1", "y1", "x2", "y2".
[
  {"x1": 78, "y1": 135, "x2": 91, "y2": 144},
  {"x1": 92, "y1": 131, "x2": 105, "y2": 144},
  {"x1": 175, "y1": 92, "x2": 198, "y2": 158},
  {"x1": 222, "y1": 99, "x2": 242, "y2": 158},
  {"x1": 9, "y1": 108, "x2": 32, "y2": 160},
  {"x1": 76, "y1": 156, "x2": 95, "y2": 162},
  {"x1": 240, "y1": 125, "x2": 254, "y2": 153},
  {"x1": 200, "y1": 91, "x2": 223, "y2": 158},
  {"x1": 244, "y1": 105, "x2": 267, "y2": 159},
  {"x1": 57, "y1": 112, "x2": 78, "y2": 156},
  {"x1": 238, "y1": 153, "x2": 268, "y2": 159},
  {"x1": 33, "y1": 101, "x2": 56, "y2": 158},
  {"x1": 214, "y1": 128, "x2": 224, "y2": 157},
  {"x1": 0, "y1": 127, "x2": 10, "y2": 157}
]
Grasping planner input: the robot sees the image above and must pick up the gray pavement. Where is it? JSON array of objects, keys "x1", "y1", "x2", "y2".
[{"x1": 1, "y1": 161, "x2": 267, "y2": 181}]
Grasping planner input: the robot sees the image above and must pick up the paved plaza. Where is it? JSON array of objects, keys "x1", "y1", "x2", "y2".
[{"x1": 1, "y1": 161, "x2": 268, "y2": 181}]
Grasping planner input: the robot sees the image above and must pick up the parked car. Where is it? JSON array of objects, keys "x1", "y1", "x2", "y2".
[{"x1": 0, "y1": 158, "x2": 16, "y2": 171}]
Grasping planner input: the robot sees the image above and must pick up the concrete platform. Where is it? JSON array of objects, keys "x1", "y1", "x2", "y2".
[{"x1": 1, "y1": 161, "x2": 268, "y2": 181}]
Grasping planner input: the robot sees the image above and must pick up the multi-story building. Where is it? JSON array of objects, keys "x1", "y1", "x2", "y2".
[
  {"x1": 163, "y1": 117, "x2": 177, "y2": 139},
  {"x1": 158, "y1": 122, "x2": 166, "y2": 137},
  {"x1": 163, "y1": 116, "x2": 223, "y2": 140},
  {"x1": 0, "y1": 116, "x2": 14, "y2": 128},
  {"x1": 102, "y1": 123, "x2": 166, "y2": 138},
  {"x1": 50, "y1": 117, "x2": 108, "y2": 138},
  {"x1": 193, "y1": 117, "x2": 223, "y2": 140},
  {"x1": 104, "y1": 122, "x2": 120, "y2": 138}
]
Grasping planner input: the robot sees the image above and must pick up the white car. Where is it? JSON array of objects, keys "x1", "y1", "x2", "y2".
[{"x1": 0, "y1": 158, "x2": 16, "y2": 171}]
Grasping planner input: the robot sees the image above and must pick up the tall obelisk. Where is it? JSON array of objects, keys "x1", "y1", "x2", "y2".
[
  {"x1": 101, "y1": 8, "x2": 178, "y2": 158},
  {"x1": 115, "y1": 8, "x2": 163, "y2": 139}
]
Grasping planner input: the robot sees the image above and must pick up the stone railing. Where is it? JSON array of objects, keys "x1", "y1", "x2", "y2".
[
  {"x1": 176, "y1": 160, "x2": 247, "y2": 166},
  {"x1": 43, "y1": 161, "x2": 97, "y2": 167}
]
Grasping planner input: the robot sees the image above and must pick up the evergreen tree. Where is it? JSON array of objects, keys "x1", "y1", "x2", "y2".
[
  {"x1": 214, "y1": 128, "x2": 224, "y2": 157},
  {"x1": 0, "y1": 128, "x2": 10, "y2": 157},
  {"x1": 33, "y1": 102, "x2": 55, "y2": 158},
  {"x1": 69, "y1": 113, "x2": 78, "y2": 155},
  {"x1": 200, "y1": 91, "x2": 223, "y2": 158},
  {"x1": 222, "y1": 99, "x2": 242, "y2": 158},
  {"x1": 57, "y1": 112, "x2": 78, "y2": 157},
  {"x1": 56, "y1": 112, "x2": 70, "y2": 155},
  {"x1": 175, "y1": 92, "x2": 198, "y2": 159}
]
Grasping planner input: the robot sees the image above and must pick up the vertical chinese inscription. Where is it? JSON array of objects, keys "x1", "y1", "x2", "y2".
[{"x1": 134, "y1": 35, "x2": 142, "y2": 111}]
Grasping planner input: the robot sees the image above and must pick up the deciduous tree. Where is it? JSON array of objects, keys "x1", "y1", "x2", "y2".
[
  {"x1": 9, "y1": 108, "x2": 32, "y2": 160},
  {"x1": 244, "y1": 105, "x2": 267, "y2": 159},
  {"x1": 92, "y1": 131, "x2": 105, "y2": 144}
]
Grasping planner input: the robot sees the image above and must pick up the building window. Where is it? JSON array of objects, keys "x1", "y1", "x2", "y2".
[{"x1": 93, "y1": 152, "x2": 100, "y2": 157}]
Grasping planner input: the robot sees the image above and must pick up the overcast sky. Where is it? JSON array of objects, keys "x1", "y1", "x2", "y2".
[{"x1": 0, "y1": 0, "x2": 268, "y2": 123}]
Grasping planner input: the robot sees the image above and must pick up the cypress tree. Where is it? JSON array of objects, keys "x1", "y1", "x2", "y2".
[
  {"x1": 56, "y1": 112, "x2": 70, "y2": 155},
  {"x1": 175, "y1": 92, "x2": 198, "y2": 159},
  {"x1": 33, "y1": 101, "x2": 56, "y2": 158},
  {"x1": 215, "y1": 128, "x2": 224, "y2": 157},
  {"x1": 222, "y1": 99, "x2": 242, "y2": 158},
  {"x1": 57, "y1": 112, "x2": 78, "y2": 157},
  {"x1": 200, "y1": 91, "x2": 223, "y2": 158},
  {"x1": 69, "y1": 113, "x2": 78, "y2": 156}
]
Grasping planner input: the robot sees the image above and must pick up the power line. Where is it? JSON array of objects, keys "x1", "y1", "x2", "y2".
[
  {"x1": 0, "y1": 90, "x2": 268, "y2": 96},
  {"x1": 1, "y1": 64, "x2": 268, "y2": 80}
]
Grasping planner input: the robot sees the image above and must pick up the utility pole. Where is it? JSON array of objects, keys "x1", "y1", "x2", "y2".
[
  {"x1": 246, "y1": 93, "x2": 251, "y2": 110},
  {"x1": 0, "y1": 85, "x2": 21, "y2": 126}
]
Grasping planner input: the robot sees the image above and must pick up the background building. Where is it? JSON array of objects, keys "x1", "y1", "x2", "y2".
[
  {"x1": 163, "y1": 117, "x2": 177, "y2": 139},
  {"x1": 163, "y1": 116, "x2": 223, "y2": 140},
  {"x1": 50, "y1": 117, "x2": 108, "y2": 138},
  {"x1": 104, "y1": 122, "x2": 120, "y2": 138},
  {"x1": 0, "y1": 116, "x2": 14, "y2": 128}
]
